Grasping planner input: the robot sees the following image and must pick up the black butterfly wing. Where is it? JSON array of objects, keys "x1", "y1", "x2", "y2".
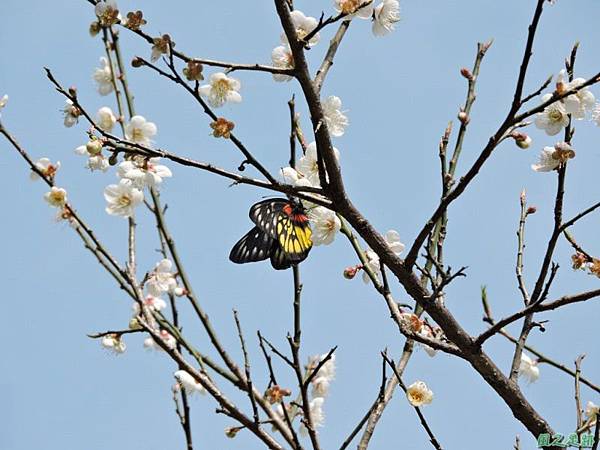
[
  {"x1": 269, "y1": 242, "x2": 293, "y2": 270},
  {"x1": 249, "y1": 198, "x2": 288, "y2": 239},
  {"x1": 229, "y1": 226, "x2": 275, "y2": 264}
]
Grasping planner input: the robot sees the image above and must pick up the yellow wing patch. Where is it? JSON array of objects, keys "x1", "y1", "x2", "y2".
[{"x1": 276, "y1": 216, "x2": 312, "y2": 258}]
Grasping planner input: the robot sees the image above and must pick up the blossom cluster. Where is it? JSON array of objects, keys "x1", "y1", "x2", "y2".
[{"x1": 529, "y1": 69, "x2": 599, "y2": 173}]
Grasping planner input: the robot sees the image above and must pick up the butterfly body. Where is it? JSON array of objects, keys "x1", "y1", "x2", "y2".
[{"x1": 230, "y1": 198, "x2": 313, "y2": 270}]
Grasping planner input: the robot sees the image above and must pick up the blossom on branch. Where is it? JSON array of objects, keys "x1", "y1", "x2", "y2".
[
  {"x1": 362, "y1": 230, "x2": 404, "y2": 283},
  {"x1": 124, "y1": 115, "x2": 157, "y2": 146},
  {"x1": 308, "y1": 354, "x2": 336, "y2": 398},
  {"x1": 296, "y1": 142, "x2": 341, "y2": 187},
  {"x1": 372, "y1": 0, "x2": 401, "y2": 37},
  {"x1": 585, "y1": 401, "x2": 599, "y2": 421},
  {"x1": 309, "y1": 207, "x2": 341, "y2": 246},
  {"x1": 531, "y1": 142, "x2": 575, "y2": 172},
  {"x1": 174, "y1": 370, "x2": 207, "y2": 395},
  {"x1": 556, "y1": 70, "x2": 595, "y2": 119},
  {"x1": 123, "y1": 10, "x2": 146, "y2": 31},
  {"x1": 146, "y1": 259, "x2": 178, "y2": 297},
  {"x1": 96, "y1": 106, "x2": 117, "y2": 132},
  {"x1": 30, "y1": 158, "x2": 60, "y2": 181},
  {"x1": 199, "y1": 72, "x2": 242, "y2": 108},
  {"x1": 183, "y1": 61, "x2": 204, "y2": 81},
  {"x1": 281, "y1": 10, "x2": 320, "y2": 47},
  {"x1": 322, "y1": 95, "x2": 349, "y2": 137},
  {"x1": 44, "y1": 187, "x2": 67, "y2": 207},
  {"x1": 518, "y1": 353, "x2": 540, "y2": 384},
  {"x1": 63, "y1": 100, "x2": 81, "y2": 127},
  {"x1": 151, "y1": 34, "x2": 174, "y2": 62},
  {"x1": 300, "y1": 397, "x2": 325, "y2": 435},
  {"x1": 534, "y1": 94, "x2": 569, "y2": 135},
  {"x1": 406, "y1": 380, "x2": 434, "y2": 406},
  {"x1": 144, "y1": 329, "x2": 177, "y2": 351},
  {"x1": 101, "y1": 334, "x2": 126, "y2": 354},
  {"x1": 271, "y1": 45, "x2": 294, "y2": 82},
  {"x1": 103, "y1": 181, "x2": 144, "y2": 217},
  {"x1": 95, "y1": 0, "x2": 120, "y2": 27},
  {"x1": 93, "y1": 57, "x2": 114, "y2": 96},
  {"x1": 75, "y1": 143, "x2": 110, "y2": 173},
  {"x1": 210, "y1": 117, "x2": 235, "y2": 138},
  {"x1": 132, "y1": 296, "x2": 167, "y2": 315},
  {"x1": 117, "y1": 156, "x2": 172, "y2": 188},
  {"x1": 334, "y1": 0, "x2": 374, "y2": 19}
]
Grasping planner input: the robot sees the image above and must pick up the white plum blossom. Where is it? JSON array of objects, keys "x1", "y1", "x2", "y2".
[
  {"x1": 44, "y1": 187, "x2": 67, "y2": 207},
  {"x1": 75, "y1": 145, "x2": 110, "y2": 173},
  {"x1": 198, "y1": 72, "x2": 242, "y2": 108},
  {"x1": 362, "y1": 230, "x2": 404, "y2": 283},
  {"x1": 372, "y1": 0, "x2": 401, "y2": 37},
  {"x1": 95, "y1": 0, "x2": 120, "y2": 26},
  {"x1": 124, "y1": 115, "x2": 157, "y2": 146},
  {"x1": 300, "y1": 397, "x2": 325, "y2": 435},
  {"x1": 281, "y1": 10, "x2": 320, "y2": 47},
  {"x1": 362, "y1": 248, "x2": 381, "y2": 283},
  {"x1": 0, "y1": 94, "x2": 7, "y2": 117},
  {"x1": 30, "y1": 158, "x2": 60, "y2": 181},
  {"x1": 531, "y1": 142, "x2": 575, "y2": 172},
  {"x1": 93, "y1": 57, "x2": 114, "y2": 96},
  {"x1": 90, "y1": 156, "x2": 111, "y2": 172},
  {"x1": 309, "y1": 354, "x2": 336, "y2": 398},
  {"x1": 174, "y1": 370, "x2": 207, "y2": 395},
  {"x1": 280, "y1": 166, "x2": 314, "y2": 188},
  {"x1": 534, "y1": 93, "x2": 569, "y2": 135},
  {"x1": 103, "y1": 181, "x2": 144, "y2": 217},
  {"x1": 132, "y1": 295, "x2": 167, "y2": 315},
  {"x1": 117, "y1": 156, "x2": 172, "y2": 188},
  {"x1": 406, "y1": 381, "x2": 434, "y2": 407},
  {"x1": 322, "y1": 96, "x2": 349, "y2": 137},
  {"x1": 146, "y1": 259, "x2": 178, "y2": 297},
  {"x1": 297, "y1": 142, "x2": 341, "y2": 187},
  {"x1": 63, "y1": 100, "x2": 80, "y2": 127},
  {"x1": 518, "y1": 353, "x2": 540, "y2": 384},
  {"x1": 384, "y1": 229, "x2": 405, "y2": 254},
  {"x1": 96, "y1": 106, "x2": 117, "y2": 132},
  {"x1": 101, "y1": 334, "x2": 126, "y2": 354},
  {"x1": 556, "y1": 70, "x2": 595, "y2": 119},
  {"x1": 334, "y1": 0, "x2": 374, "y2": 19},
  {"x1": 417, "y1": 327, "x2": 438, "y2": 357},
  {"x1": 585, "y1": 401, "x2": 599, "y2": 421},
  {"x1": 144, "y1": 329, "x2": 177, "y2": 351},
  {"x1": 271, "y1": 45, "x2": 294, "y2": 82},
  {"x1": 309, "y1": 207, "x2": 341, "y2": 246}
]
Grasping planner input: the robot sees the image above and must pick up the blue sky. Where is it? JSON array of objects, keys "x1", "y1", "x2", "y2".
[{"x1": 2, "y1": 1, "x2": 600, "y2": 449}]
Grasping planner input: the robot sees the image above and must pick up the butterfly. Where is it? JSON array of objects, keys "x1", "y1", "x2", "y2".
[{"x1": 229, "y1": 198, "x2": 313, "y2": 270}]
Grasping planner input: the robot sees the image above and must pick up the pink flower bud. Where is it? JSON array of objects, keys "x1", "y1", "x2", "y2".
[
  {"x1": 343, "y1": 265, "x2": 361, "y2": 279},
  {"x1": 460, "y1": 67, "x2": 473, "y2": 80}
]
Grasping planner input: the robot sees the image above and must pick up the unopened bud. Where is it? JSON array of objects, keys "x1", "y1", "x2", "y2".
[
  {"x1": 108, "y1": 152, "x2": 119, "y2": 166},
  {"x1": 131, "y1": 57, "x2": 144, "y2": 68},
  {"x1": 68, "y1": 86, "x2": 78, "y2": 99},
  {"x1": 511, "y1": 131, "x2": 532, "y2": 149},
  {"x1": 343, "y1": 265, "x2": 361, "y2": 279},
  {"x1": 129, "y1": 318, "x2": 142, "y2": 330},
  {"x1": 86, "y1": 139, "x2": 103, "y2": 156},
  {"x1": 225, "y1": 427, "x2": 240, "y2": 439},
  {"x1": 89, "y1": 21, "x2": 101, "y2": 37},
  {"x1": 457, "y1": 111, "x2": 469, "y2": 124},
  {"x1": 460, "y1": 67, "x2": 473, "y2": 80},
  {"x1": 526, "y1": 206, "x2": 537, "y2": 215},
  {"x1": 174, "y1": 287, "x2": 187, "y2": 297}
]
